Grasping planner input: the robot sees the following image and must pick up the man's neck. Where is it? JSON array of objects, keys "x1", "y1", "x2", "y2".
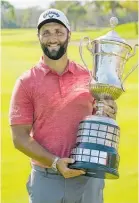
[{"x1": 43, "y1": 54, "x2": 68, "y2": 74}]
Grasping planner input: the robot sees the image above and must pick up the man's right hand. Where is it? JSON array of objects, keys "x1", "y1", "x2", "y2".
[{"x1": 57, "y1": 158, "x2": 86, "y2": 178}]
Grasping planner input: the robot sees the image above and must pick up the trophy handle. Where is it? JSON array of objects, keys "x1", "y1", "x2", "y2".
[
  {"x1": 127, "y1": 44, "x2": 139, "y2": 60},
  {"x1": 121, "y1": 64, "x2": 139, "y2": 85},
  {"x1": 79, "y1": 37, "x2": 93, "y2": 78},
  {"x1": 122, "y1": 44, "x2": 139, "y2": 85}
]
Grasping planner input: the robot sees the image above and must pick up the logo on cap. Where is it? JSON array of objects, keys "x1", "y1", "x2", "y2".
[{"x1": 43, "y1": 11, "x2": 60, "y2": 19}]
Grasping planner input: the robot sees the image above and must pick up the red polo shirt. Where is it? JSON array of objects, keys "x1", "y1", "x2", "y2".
[{"x1": 9, "y1": 58, "x2": 95, "y2": 166}]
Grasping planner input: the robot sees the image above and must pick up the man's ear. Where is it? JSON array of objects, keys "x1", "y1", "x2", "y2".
[{"x1": 68, "y1": 31, "x2": 71, "y2": 42}]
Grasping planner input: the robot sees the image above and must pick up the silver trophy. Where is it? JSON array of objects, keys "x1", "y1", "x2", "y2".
[{"x1": 69, "y1": 17, "x2": 138, "y2": 179}]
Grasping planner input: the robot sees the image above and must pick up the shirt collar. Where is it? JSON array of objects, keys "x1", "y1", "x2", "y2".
[{"x1": 38, "y1": 56, "x2": 75, "y2": 75}]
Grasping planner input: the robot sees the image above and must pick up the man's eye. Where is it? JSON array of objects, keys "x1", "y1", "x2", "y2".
[
  {"x1": 42, "y1": 31, "x2": 49, "y2": 36},
  {"x1": 56, "y1": 31, "x2": 63, "y2": 35}
]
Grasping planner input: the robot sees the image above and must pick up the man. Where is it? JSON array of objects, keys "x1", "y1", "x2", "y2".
[{"x1": 9, "y1": 8, "x2": 117, "y2": 203}]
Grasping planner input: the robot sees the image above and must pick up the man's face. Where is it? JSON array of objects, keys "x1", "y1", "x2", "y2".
[{"x1": 38, "y1": 22, "x2": 70, "y2": 60}]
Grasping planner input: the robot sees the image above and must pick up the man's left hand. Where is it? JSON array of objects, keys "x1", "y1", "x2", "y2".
[{"x1": 96, "y1": 99, "x2": 117, "y2": 119}]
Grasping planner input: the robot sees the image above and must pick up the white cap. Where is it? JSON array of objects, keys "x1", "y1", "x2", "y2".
[{"x1": 37, "y1": 8, "x2": 71, "y2": 31}]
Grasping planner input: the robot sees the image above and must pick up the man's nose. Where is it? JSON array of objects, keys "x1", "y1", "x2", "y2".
[{"x1": 48, "y1": 33, "x2": 58, "y2": 43}]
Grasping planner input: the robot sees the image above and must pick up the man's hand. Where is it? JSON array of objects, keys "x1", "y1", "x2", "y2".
[
  {"x1": 96, "y1": 99, "x2": 117, "y2": 119},
  {"x1": 57, "y1": 158, "x2": 85, "y2": 178}
]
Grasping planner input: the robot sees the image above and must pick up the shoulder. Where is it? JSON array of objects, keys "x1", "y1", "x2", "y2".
[
  {"x1": 70, "y1": 60, "x2": 91, "y2": 76},
  {"x1": 14, "y1": 64, "x2": 45, "y2": 95},
  {"x1": 18, "y1": 63, "x2": 45, "y2": 86},
  {"x1": 19, "y1": 65, "x2": 40, "y2": 81}
]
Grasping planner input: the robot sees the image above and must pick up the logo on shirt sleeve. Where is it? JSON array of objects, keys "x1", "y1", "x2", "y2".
[{"x1": 10, "y1": 105, "x2": 21, "y2": 118}]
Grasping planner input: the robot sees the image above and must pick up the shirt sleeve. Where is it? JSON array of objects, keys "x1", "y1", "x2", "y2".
[{"x1": 9, "y1": 79, "x2": 34, "y2": 125}]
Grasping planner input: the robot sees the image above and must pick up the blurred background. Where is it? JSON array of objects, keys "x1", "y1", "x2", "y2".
[
  {"x1": 1, "y1": 1, "x2": 138, "y2": 203},
  {"x1": 1, "y1": 0, "x2": 139, "y2": 31}
]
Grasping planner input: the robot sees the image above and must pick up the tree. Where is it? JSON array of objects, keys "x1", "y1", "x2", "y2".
[
  {"x1": 119, "y1": 1, "x2": 138, "y2": 11},
  {"x1": 1, "y1": 0, "x2": 16, "y2": 28},
  {"x1": 93, "y1": 1, "x2": 122, "y2": 16},
  {"x1": 67, "y1": 2, "x2": 87, "y2": 31},
  {"x1": 119, "y1": 1, "x2": 138, "y2": 34},
  {"x1": 83, "y1": 1, "x2": 123, "y2": 27},
  {"x1": 49, "y1": 1, "x2": 87, "y2": 31},
  {"x1": 21, "y1": 8, "x2": 32, "y2": 28},
  {"x1": 49, "y1": 1, "x2": 71, "y2": 13}
]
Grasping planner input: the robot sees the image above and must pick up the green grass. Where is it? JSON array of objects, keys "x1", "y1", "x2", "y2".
[
  {"x1": 1, "y1": 22, "x2": 138, "y2": 46},
  {"x1": 1, "y1": 25, "x2": 138, "y2": 203},
  {"x1": 71, "y1": 22, "x2": 138, "y2": 41}
]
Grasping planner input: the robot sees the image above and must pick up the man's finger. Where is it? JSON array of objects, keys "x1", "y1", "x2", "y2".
[
  {"x1": 103, "y1": 105, "x2": 115, "y2": 114},
  {"x1": 103, "y1": 100, "x2": 117, "y2": 111},
  {"x1": 68, "y1": 169, "x2": 85, "y2": 174},
  {"x1": 106, "y1": 112, "x2": 116, "y2": 119},
  {"x1": 66, "y1": 168, "x2": 85, "y2": 175},
  {"x1": 64, "y1": 158, "x2": 75, "y2": 164},
  {"x1": 63, "y1": 169, "x2": 85, "y2": 178}
]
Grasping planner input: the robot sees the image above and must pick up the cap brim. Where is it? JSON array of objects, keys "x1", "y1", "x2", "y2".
[{"x1": 38, "y1": 19, "x2": 67, "y2": 30}]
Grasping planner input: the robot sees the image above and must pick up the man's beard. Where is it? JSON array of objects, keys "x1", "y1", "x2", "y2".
[{"x1": 40, "y1": 38, "x2": 69, "y2": 60}]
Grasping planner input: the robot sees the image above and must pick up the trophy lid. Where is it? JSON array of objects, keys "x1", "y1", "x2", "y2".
[{"x1": 96, "y1": 17, "x2": 126, "y2": 43}]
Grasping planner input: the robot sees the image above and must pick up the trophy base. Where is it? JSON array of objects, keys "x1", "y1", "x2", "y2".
[
  {"x1": 69, "y1": 162, "x2": 119, "y2": 179},
  {"x1": 70, "y1": 115, "x2": 120, "y2": 179}
]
